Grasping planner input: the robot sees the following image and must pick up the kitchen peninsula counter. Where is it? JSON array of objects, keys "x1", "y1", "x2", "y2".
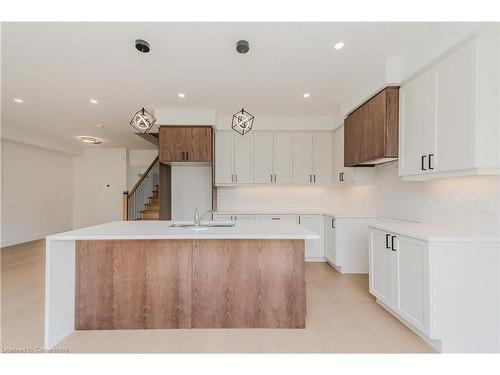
[{"x1": 45, "y1": 220, "x2": 318, "y2": 347}]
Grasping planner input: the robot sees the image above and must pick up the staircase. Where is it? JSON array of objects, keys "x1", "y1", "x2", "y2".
[
  {"x1": 123, "y1": 156, "x2": 160, "y2": 221},
  {"x1": 139, "y1": 185, "x2": 160, "y2": 220}
]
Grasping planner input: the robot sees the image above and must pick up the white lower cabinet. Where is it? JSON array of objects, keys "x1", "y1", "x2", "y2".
[
  {"x1": 297, "y1": 215, "x2": 325, "y2": 261},
  {"x1": 369, "y1": 229, "x2": 430, "y2": 336},
  {"x1": 325, "y1": 216, "x2": 375, "y2": 273},
  {"x1": 393, "y1": 235, "x2": 429, "y2": 334},
  {"x1": 369, "y1": 225, "x2": 500, "y2": 353}
]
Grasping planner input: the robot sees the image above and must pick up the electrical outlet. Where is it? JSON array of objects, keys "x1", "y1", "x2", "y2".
[{"x1": 474, "y1": 199, "x2": 491, "y2": 215}]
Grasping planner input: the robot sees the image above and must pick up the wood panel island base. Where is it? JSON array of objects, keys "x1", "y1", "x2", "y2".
[
  {"x1": 44, "y1": 221, "x2": 317, "y2": 348},
  {"x1": 76, "y1": 239, "x2": 305, "y2": 330}
]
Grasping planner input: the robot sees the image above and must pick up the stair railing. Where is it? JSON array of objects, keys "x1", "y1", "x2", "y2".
[{"x1": 123, "y1": 155, "x2": 159, "y2": 221}]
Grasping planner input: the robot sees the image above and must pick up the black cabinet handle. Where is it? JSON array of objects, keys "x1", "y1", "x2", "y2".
[
  {"x1": 271, "y1": 174, "x2": 273, "y2": 182},
  {"x1": 313, "y1": 174, "x2": 316, "y2": 183},
  {"x1": 274, "y1": 174, "x2": 277, "y2": 183},
  {"x1": 182, "y1": 151, "x2": 185, "y2": 160},
  {"x1": 421, "y1": 155, "x2": 427, "y2": 170},
  {"x1": 391, "y1": 236, "x2": 396, "y2": 251},
  {"x1": 298, "y1": 216, "x2": 301, "y2": 224},
  {"x1": 271, "y1": 217, "x2": 280, "y2": 220},
  {"x1": 332, "y1": 218, "x2": 336, "y2": 228},
  {"x1": 341, "y1": 172, "x2": 344, "y2": 181},
  {"x1": 186, "y1": 151, "x2": 189, "y2": 161},
  {"x1": 428, "y1": 153, "x2": 434, "y2": 170},
  {"x1": 385, "y1": 234, "x2": 391, "y2": 249}
]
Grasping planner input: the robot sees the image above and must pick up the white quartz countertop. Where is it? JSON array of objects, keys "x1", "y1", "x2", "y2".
[
  {"x1": 47, "y1": 220, "x2": 320, "y2": 241},
  {"x1": 370, "y1": 220, "x2": 500, "y2": 242}
]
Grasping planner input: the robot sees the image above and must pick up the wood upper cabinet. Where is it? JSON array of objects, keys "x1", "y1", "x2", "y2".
[
  {"x1": 159, "y1": 126, "x2": 212, "y2": 163},
  {"x1": 344, "y1": 87, "x2": 399, "y2": 167}
]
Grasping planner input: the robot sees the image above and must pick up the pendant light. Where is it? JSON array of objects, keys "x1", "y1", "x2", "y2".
[
  {"x1": 130, "y1": 39, "x2": 157, "y2": 134},
  {"x1": 231, "y1": 40, "x2": 254, "y2": 135}
]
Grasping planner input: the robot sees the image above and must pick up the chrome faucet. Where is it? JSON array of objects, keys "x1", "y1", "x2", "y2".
[{"x1": 193, "y1": 208, "x2": 213, "y2": 227}]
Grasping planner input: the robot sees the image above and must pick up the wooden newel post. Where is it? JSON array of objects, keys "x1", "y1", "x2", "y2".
[{"x1": 122, "y1": 191, "x2": 129, "y2": 221}]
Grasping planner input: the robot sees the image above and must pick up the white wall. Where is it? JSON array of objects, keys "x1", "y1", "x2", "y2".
[
  {"x1": 73, "y1": 148, "x2": 127, "y2": 229},
  {"x1": 172, "y1": 166, "x2": 212, "y2": 220},
  {"x1": 126, "y1": 149, "x2": 157, "y2": 190},
  {"x1": 216, "y1": 116, "x2": 335, "y2": 131},
  {"x1": 1, "y1": 140, "x2": 74, "y2": 247}
]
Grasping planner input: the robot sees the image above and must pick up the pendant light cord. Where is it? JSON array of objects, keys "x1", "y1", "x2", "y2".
[{"x1": 141, "y1": 51, "x2": 145, "y2": 111}]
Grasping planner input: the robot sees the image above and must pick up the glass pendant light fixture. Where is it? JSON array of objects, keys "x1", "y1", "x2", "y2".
[
  {"x1": 232, "y1": 40, "x2": 254, "y2": 135},
  {"x1": 130, "y1": 39, "x2": 157, "y2": 134}
]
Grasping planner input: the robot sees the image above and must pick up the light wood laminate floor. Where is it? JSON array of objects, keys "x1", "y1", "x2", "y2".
[{"x1": 1, "y1": 239, "x2": 434, "y2": 353}]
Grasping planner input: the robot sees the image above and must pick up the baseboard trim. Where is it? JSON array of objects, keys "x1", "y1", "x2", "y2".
[
  {"x1": 375, "y1": 298, "x2": 441, "y2": 352},
  {"x1": 1, "y1": 229, "x2": 71, "y2": 249}
]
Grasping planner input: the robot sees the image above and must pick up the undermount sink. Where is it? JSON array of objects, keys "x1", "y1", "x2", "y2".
[{"x1": 169, "y1": 222, "x2": 235, "y2": 229}]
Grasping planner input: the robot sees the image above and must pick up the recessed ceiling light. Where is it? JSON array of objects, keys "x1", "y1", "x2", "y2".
[
  {"x1": 303, "y1": 93, "x2": 311, "y2": 98},
  {"x1": 178, "y1": 93, "x2": 186, "y2": 98},
  {"x1": 90, "y1": 99, "x2": 98, "y2": 104},
  {"x1": 96, "y1": 124, "x2": 105, "y2": 129},
  {"x1": 79, "y1": 136, "x2": 102, "y2": 144},
  {"x1": 334, "y1": 42, "x2": 345, "y2": 50},
  {"x1": 14, "y1": 98, "x2": 23, "y2": 103}
]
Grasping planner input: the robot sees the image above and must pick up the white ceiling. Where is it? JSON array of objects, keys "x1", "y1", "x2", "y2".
[{"x1": 1, "y1": 22, "x2": 484, "y2": 149}]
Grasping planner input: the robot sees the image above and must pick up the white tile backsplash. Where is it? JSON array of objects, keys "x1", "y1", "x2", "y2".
[{"x1": 217, "y1": 161, "x2": 499, "y2": 234}]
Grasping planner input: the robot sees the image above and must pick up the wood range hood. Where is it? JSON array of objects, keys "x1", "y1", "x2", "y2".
[{"x1": 344, "y1": 86, "x2": 399, "y2": 167}]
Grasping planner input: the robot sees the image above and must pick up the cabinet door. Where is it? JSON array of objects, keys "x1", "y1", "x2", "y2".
[
  {"x1": 369, "y1": 229, "x2": 393, "y2": 308},
  {"x1": 254, "y1": 132, "x2": 274, "y2": 183},
  {"x1": 435, "y1": 43, "x2": 475, "y2": 172},
  {"x1": 214, "y1": 132, "x2": 234, "y2": 184},
  {"x1": 185, "y1": 127, "x2": 212, "y2": 162},
  {"x1": 293, "y1": 133, "x2": 313, "y2": 184},
  {"x1": 334, "y1": 126, "x2": 355, "y2": 183},
  {"x1": 273, "y1": 132, "x2": 293, "y2": 184},
  {"x1": 313, "y1": 132, "x2": 333, "y2": 184},
  {"x1": 334, "y1": 127, "x2": 344, "y2": 183},
  {"x1": 159, "y1": 127, "x2": 185, "y2": 162},
  {"x1": 233, "y1": 133, "x2": 254, "y2": 184},
  {"x1": 298, "y1": 215, "x2": 324, "y2": 259},
  {"x1": 399, "y1": 69, "x2": 435, "y2": 176},
  {"x1": 325, "y1": 216, "x2": 337, "y2": 265},
  {"x1": 394, "y1": 235, "x2": 429, "y2": 335}
]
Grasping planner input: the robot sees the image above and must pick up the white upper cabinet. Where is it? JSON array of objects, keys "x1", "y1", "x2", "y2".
[
  {"x1": 399, "y1": 34, "x2": 499, "y2": 180},
  {"x1": 233, "y1": 133, "x2": 254, "y2": 184},
  {"x1": 253, "y1": 132, "x2": 293, "y2": 184},
  {"x1": 313, "y1": 132, "x2": 333, "y2": 184},
  {"x1": 399, "y1": 68, "x2": 436, "y2": 177},
  {"x1": 292, "y1": 132, "x2": 334, "y2": 184},
  {"x1": 334, "y1": 126, "x2": 374, "y2": 185},
  {"x1": 215, "y1": 131, "x2": 234, "y2": 184},
  {"x1": 215, "y1": 130, "x2": 333, "y2": 185},
  {"x1": 292, "y1": 133, "x2": 314, "y2": 183},
  {"x1": 273, "y1": 132, "x2": 293, "y2": 184},
  {"x1": 215, "y1": 131, "x2": 253, "y2": 184},
  {"x1": 254, "y1": 132, "x2": 274, "y2": 183}
]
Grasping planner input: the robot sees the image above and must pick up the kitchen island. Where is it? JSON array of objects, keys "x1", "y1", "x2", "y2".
[{"x1": 44, "y1": 220, "x2": 318, "y2": 347}]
